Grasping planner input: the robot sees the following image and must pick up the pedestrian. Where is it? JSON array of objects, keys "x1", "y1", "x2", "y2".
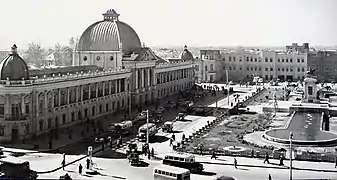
[
  {"x1": 86, "y1": 158, "x2": 90, "y2": 169},
  {"x1": 264, "y1": 153, "x2": 270, "y2": 164},
  {"x1": 335, "y1": 156, "x2": 337, "y2": 168},
  {"x1": 251, "y1": 149, "x2": 254, "y2": 158},
  {"x1": 151, "y1": 148, "x2": 154, "y2": 157},
  {"x1": 234, "y1": 158, "x2": 237, "y2": 169},
  {"x1": 78, "y1": 164, "x2": 83, "y2": 174},
  {"x1": 48, "y1": 141, "x2": 53, "y2": 149},
  {"x1": 279, "y1": 155, "x2": 284, "y2": 166},
  {"x1": 61, "y1": 159, "x2": 65, "y2": 170},
  {"x1": 101, "y1": 141, "x2": 104, "y2": 151},
  {"x1": 199, "y1": 144, "x2": 203, "y2": 156},
  {"x1": 109, "y1": 137, "x2": 112, "y2": 148},
  {"x1": 169, "y1": 138, "x2": 173, "y2": 146},
  {"x1": 172, "y1": 134, "x2": 175, "y2": 141},
  {"x1": 268, "y1": 174, "x2": 272, "y2": 180},
  {"x1": 211, "y1": 151, "x2": 217, "y2": 160},
  {"x1": 182, "y1": 133, "x2": 185, "y2": 141},
  {"x1": 148, "y1": 150, "x2": 151, "y2": 160}
]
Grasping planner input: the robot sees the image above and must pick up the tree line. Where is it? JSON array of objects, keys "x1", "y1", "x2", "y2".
[{"x1": 22, "y1": 37, "x2": 79, "y2": 67}]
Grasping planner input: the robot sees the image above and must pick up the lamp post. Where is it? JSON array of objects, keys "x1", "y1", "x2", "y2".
[
  {"x1": 226, "y1": 70, "x2": 230, "y2": 106},
  {"x1": 289, "y1": 132, "x2": 293, "y2": 180},
  {"x1": 146, "y1": 109, "x2": 149, "y2": 145}
]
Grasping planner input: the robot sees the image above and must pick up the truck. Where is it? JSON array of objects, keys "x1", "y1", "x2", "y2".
[
  {"x1": 107, "y1": 121, "x2": 133, "y2": 135},
  {"x1": 126, "y1": 143, "x2": 141, "y2": 166},
  {"x1": 137, "y1": 123, "x2": 157, "y2": 142},
  {"x1": 162, "y1": 121, "x2": 174, "y2": 132}
]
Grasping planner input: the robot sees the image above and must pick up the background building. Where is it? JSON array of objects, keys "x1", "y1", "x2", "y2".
[
  {"x1": 0, "y1": 51, "x2": 10, "y2": 62},
  {"x1": 308, "y1": 50, "x2": 337, "y2": 82},
  {"x1": 286, "y1": 43, "x2": 310, "y2": 53},
  {"x1": 197, "y1": 50, "x2": 221, "y2": 83},
  {"x1": 221, "y1": 49, "x2": 307, "y2": 82}
]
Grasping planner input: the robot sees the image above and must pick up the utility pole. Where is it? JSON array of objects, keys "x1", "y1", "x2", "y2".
[
  {"x1": 226, "y1": 70, "x2": 230, "y2": 106},
  {"x1": 146, "y1": 109, "x2": 149, "y2": 145},
  {"x1": 289, "y1": 132, "x2": 293, "y2": 180}
]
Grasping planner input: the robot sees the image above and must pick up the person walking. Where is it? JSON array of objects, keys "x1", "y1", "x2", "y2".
[
  {"x1": 172, "y1": 134, "x2": 175, "y2": 141},
  {"x1": 86, "y1": 158, "x2": 90, "y2": 169},
  {"x1": 78, "y1": 164, "x2": 83, "y2": 175},
  {"x1": 211, "y1": 151, "x2": 217, "y2": 160},
  {"x1": 264, "y1": 153, "x2": 270, "y2": 164},
  {"x1": 234, "y1": 158, "x2": 237, "y2": 169},
  {"x1": 182, "y1": 133, "x2": 185, "y2": 141},
  {"x1": 279, "y1": 155, "x2": 284, "y2": 166},
  {"x1": 169, "y1": 138, "x2": 173, "y2": 146},
  {"x1": 268, "y1": 174, "x2": 272, "y2": 180},
  {"x1": 61, "y1": 159, "x2": 66, "y2": 170},
  {"x1": 151, "y1": 148, "x2": 154, "y2": 157}
]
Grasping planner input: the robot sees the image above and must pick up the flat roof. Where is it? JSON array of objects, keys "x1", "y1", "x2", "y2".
[{"x1": 154, "y1": 164, "x2": 189, "y2": 174}]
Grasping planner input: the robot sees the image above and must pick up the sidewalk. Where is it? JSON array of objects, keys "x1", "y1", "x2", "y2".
[{"x1": 5, "y1": 94, "x2": 181, "y2": 152}]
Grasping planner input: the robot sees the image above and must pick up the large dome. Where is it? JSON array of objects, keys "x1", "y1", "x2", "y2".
[
  {"x1": 0, "y1": 44, "x2": 29, "y2": 81},
  {"x1": 179, "y1": 45, "x2": 194, "y2": 61},
  {"x1": 77, "y1": 9, "x2": 142, "y2": 54}
]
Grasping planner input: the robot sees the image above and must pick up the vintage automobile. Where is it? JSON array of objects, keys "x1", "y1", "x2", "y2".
[
  {"x1": 162, "y1": 121, "x2": 174, "y2": 132},
  {"x1": 0, "y1": 156, "x2": 38, "y2": 179}
]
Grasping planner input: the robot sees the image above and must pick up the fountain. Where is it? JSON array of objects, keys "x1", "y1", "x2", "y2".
[{"x1": 262, "y1": 69, "x2": 337, "y2": 146}]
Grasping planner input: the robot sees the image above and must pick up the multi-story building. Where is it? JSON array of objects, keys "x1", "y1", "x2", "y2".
[
  {"x1": 195, "y1": 50, "x2": 221, "y2": 83},
  {"x1": 0, "y1": 9, "x2": 195, "y2": 142},
  {"x1": 221, "y1": 49, "x2": 307, "y2": 82},
  {"x1": 308, "y1": 50, "x2": 337, "y2": 82},
  {"x1": 286, "y1": 43, "x2": 309, "y2": 53}
]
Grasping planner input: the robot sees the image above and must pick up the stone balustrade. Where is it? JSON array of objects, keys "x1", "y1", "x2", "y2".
[
  {"x1": 156, "y1": 61, "x2": 193, "y2": 68},
  {"x1": 0, "y1": 68, "x2": 131, "y2": 87}
]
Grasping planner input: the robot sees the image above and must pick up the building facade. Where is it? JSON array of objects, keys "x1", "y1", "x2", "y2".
[
  {"x1": 308, "y1": 50, "x2": 337, "y2": 82},
  {"x1": 0, "y1": 9, "x2": 194, "y2": 142},
  {"x1": 286, "y1": 43, "x2": 309, "y2": 53},
  {"x1": 195, "y1": 50, "x2": 221, "y2": 83},
  {"x1": 221, "y1": 49, "x2": 307, "y2": 82}
]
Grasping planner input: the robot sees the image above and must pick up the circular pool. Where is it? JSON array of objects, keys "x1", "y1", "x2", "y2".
[{"x1": 263, "y1": 128, "x2": 337, "y2": 146}]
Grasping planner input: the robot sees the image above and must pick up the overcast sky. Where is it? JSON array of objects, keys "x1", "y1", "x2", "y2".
[{"x1": 0, "y1": 0, "x2": 336, "y2": 50}]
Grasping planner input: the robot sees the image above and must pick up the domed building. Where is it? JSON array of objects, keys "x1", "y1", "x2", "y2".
[
  {"x1": 73, "y1": 9, "x2": 142, "y2": 69},
  {"x1": 0, "y1": 44, "x2": 29, "y2": 81},
  {"x1": 0, "y1": 9, "x2": 195, "y2": 144},
  {"x1": 179, "y1": 45, "x2": 194, "y2": 61}
]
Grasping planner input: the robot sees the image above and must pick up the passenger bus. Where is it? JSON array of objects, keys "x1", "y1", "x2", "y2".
[
  {"x1": 153, "y1": 164, "x2": 190, "y2": 180},
  {"x1": 163, "y1": 153, "x2": 203, "y2": 173},
  {"x1": 137, "y1": 123, "x2": 157, "y2": 142}
]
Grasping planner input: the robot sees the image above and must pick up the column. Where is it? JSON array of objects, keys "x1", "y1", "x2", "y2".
[
  {"x1": 125, "y1": 78, "x2": 128, "y2": 92},
  {"x1": 141, "y1": 69, "x2": 144, "y2": 88},
  {"x1": 119, "y1": 79, "x2": 122, "y2": 92},
  {"x1": 51, "y1": 91, "x2": 55, "y2": 108},
  {"x1": 135, "y1": 70, "x2": 138, "y2": 89},
  {"x1": 80, "y1": 85, "x2": 84, "y2": 102},
  {"x1": 76, "y1": 86, "x2": 79, "y2": 102},
  {"x1": 21, "y1": 94, "x2": 25, "y2": 115},
  {"x1": 102, "y1": 82, "x2": 105, "y2": 96},
  {"x1": 152, "y1": 69, "x2": 155, "y2": 85},
  {"x1": 109, "y1": 81, "x2": 112, "y2": 94},
  {"x1": 67, "y1": 88, "x2": 70, "y2": 104},
  {"x1": 44, "y1": 92, "x2": 48, "y2": 112},
  {"x1": 115, "y1": 80, "x2": 118, "y2": 93},
  {"x1": 95, "y1": 83, "x2": 98, "y2": 98},
  {"x1": 88, "y1": 84, "x2": 91, "y2": 99},
  {"x1": 58, "y1": 89, "x2": 61, "y2": 106},
  {"x1": 147, "y1": 68, "x2": 151, "y2": 86}
]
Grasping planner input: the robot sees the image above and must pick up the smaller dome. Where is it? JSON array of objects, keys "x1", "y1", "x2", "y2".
[
  {"x1": 179, "y1": 45, "x2": 193, "y2": 61},
  {"x1": 0, "y1": 44, "x2": 29, "y2": 81}
]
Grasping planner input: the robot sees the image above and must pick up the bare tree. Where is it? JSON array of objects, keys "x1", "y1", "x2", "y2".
[{"x1": 24, "y1": 42, "x2": 46, "y2": 66}]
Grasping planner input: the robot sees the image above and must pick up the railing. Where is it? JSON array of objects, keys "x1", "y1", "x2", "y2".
[
  {"x1": 0, "y1": 68, "x2": 131, "y2": 86},
  {"x1": 156, "y1": 61, "x2": 193, "y2": 68}
]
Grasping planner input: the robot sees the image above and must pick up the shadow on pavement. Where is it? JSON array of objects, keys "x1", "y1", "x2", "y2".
[
  {"x1": 132, "y1": 161, "x2": 150, "y2": 167},
  {"x1": 154, "y1": 135, "x2": 170, "y2": 143},
  {"x1": 95, "y1": 151, "x2": 127, "y2": 159},
  {"x1": 195, "y1": 171, "x2": 217, "y2": 176},
  {"x1": 176, "y1": 119, "x2": 192, "y2": 122},
  {"x1": 237, "y1": 167, "x2": 249, "y2": 171}
]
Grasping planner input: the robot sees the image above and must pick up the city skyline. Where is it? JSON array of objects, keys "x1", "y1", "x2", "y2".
[{"x1": 0, "y1": 0, "x2": 336, "y2": 50}]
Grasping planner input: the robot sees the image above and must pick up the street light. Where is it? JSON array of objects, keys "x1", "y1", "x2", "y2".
[
  {"x1": 144, "y1": 109, "x2": 149, "y2": 145},
  {"x1": 226, "y1": 70, "x2": 230, "y2": 106},
  {"x1": 289, "y1": 131, "x2": 294, "y2": 180}
]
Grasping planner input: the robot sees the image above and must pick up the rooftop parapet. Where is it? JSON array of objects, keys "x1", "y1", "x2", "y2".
[
  {"x1": 0, "y1": 68, "x2": 130, "y2": 87},
  {"x1": 156, "y1": 61, "x2": 193, "y2": 69}
]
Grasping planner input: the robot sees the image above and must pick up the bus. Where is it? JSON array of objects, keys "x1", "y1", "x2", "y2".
[
  {"x1": 137, "y1": 123, "x2": 157, "y2": 142},
  {"x1": 153, "y1": 164, "x2": 190, "y2": 180},
  {"x1": 162, "y1": 153, "x2": 203, "y2": 173},
  {"x1": 0, "y1": 156, "x2": 38, "y2": 179}
]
